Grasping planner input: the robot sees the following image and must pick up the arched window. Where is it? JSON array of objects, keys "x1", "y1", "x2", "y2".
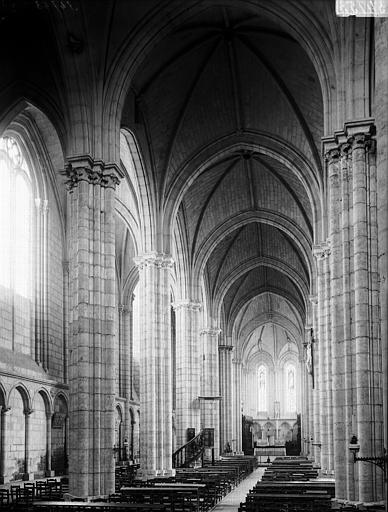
[
  {"x1": 257, "y1": 365, "x2": 267, "y2": 412},
  {"x1": 0, "y1": 137, "x2": 32, "y2": 297},
  {"x1": 284, "y1": 362, "x2": 296, "y2": 413}
]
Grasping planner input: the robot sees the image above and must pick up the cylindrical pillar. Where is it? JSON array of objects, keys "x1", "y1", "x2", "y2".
[
  {"x1": 326, "y1": 142, "x2": 347, "y2": 497},
  {"x1": 232, "y1": 358, "x2": 243, "y2": 454},
  {"x1": 0, "y1": 407, "x2": 10, "y2": 484},
  {"x1": 200, "y1": 328, "x2": 221, "y2": 459},
  {"x1": 66, "y1": 157, "x2": 121, "y2": 497},
  {"x1": 24, "y1": 409, "x2": 32, "y2": 479},
  {"x1": 173, "y1": 301, "x2": 202, "y2": 448},
  {"x1": 219, "y1": 344, "x2": 233, "y2": 453},
  {"x1": 46, "y1": 412, "x2": 54, "y2": 476},
  {"x1": 134, "y1": 252, "x2": 174, "y2": 477}
]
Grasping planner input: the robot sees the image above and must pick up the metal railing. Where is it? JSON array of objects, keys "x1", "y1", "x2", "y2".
[{"x1": 172, "y1": 430, "x2": 205, "y2": 468}]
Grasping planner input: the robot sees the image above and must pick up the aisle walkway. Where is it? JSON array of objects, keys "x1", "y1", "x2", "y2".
[{"x1": 211, "y1": 467, "x2": 266, "y2": 512}]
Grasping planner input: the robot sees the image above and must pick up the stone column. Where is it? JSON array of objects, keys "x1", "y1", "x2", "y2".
[
  {"x1": 66, "y1": 156, "x2": 121, "y2": 497},
  {"x1": 42, "y1": 199, "x2": 49, "y2": 370},
  {"x1": 323, "y1": 246, "x2": 334, "y2": 474},
  {"x1": 200, "y1": 328, "x2": 221, "y2": 459},
  {"x1": 63, "y1": 261, "x2": 69, "y2": 384},
  {"x1": 338, "y1": 137, "x2": 357, "y2": 498},
  {"x1": 375, "y1": 18, "x2": 388, "y2": 465},
  {"x1": 219, "y1": 344, "x2": 233, "y2": 453},
  {"x1": 325, "y1": 140, "x2": 348, "y2": 497},
  {"x1": 46, "y1": 412, "x2": 54, "y2": 476},
  {"x1": 134, "y1": 252, "x2": 174, "y2": 477},
  {"x1": 121, "y1": 302, "x2": 133, "y2": 449},
  {"x1": 310, "y1": 298, "x2": 321, "y2": 466},
  {"x1": 0, "y1": 407, "x2": 10, "y2": 484},
  {"x1": 314, "y1": 246, "x2": 327, "y2": 472},
  {"x1": 172, "y1": 301, "x2": 201, "y2": 448},
  {"x1": 24, "y1": 408, "x2": 33, "y2": 480},
  {"x1": 347, "y1": 122, "x2": 382, "y2": 502},
  {"x1": 232, "y1": 358, "x2": 243, "y2": 454}
]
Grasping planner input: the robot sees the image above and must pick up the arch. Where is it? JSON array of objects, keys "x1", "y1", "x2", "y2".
[
  {"x1": 33, "y1": 388, "x2": 53, "y2": 416},
  {"x1": 193, "y1": 213, "x2": 313, "y2": 290},
  {"x1": 237, "y1": 314, "x2": 303, "y2": 354},
  {"x1": 52, "y1": 393, "x2": 69, "y2": 475},
  {"x1": 104, "y1": 0, "x2": 336, "y2": 163},
  {"x1": 229, "y1": 286, "x2": 306, "y2": 342},
  {"x1": 213, "y1": 254, "x2": 310, "y2": 322},
  {"x1": 0, "y1": 381, "x2": 6, "y2": 407},
  {"x1": 8, "y1": 383, "x2": 31, "y2": 412},
  {"x1": 0, "y1": 88, "x2": 66, "y2": 154},
  {"x1": 163, "y1": 134, "x2": 323, "y2": 252},
  {"x1": 120, "y1": 128, "x2": 156, "y2": 253}
]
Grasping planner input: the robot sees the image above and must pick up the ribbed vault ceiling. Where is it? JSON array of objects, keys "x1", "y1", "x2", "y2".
[{"x1": 124, "y1": 2, "x2": 324, "y2": 360}]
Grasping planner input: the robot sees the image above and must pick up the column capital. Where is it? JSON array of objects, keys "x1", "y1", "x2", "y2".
[
  {"x1": 200, "y1": 328, "x2": 221, "y2": 337},
  {"x1": 24, "y1": 408, "x2": 34, "y2": 416},
  {"x1": 1, "y1": 406, "x2": 11, "y2": 414},
  {"x1": 63, "y1": 155, "x2": 123, "y2": 191},
  {"x1": 118, "y1": 303, "x2": 131, "y2": 314},
  {"x1": 134, "y1": 252, "x2": 174, "y2": 270},
  {"x1": 62, "y1": 260, "x2": 70, "y2": 274},
  {"x1": 312, "y1": 243, "x2": 331, "y2": 259},
  {"x1": 171, "y1": 300, "x2": 202, "y2": 311},
  {"x1": 309, "y1": 294, "x2": 318, "y2": 305},
  {"x1": 218, "y1": 344, "x2": 233, "y2": 351}
]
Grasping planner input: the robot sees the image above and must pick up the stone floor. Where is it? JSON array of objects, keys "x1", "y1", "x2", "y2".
[{"x1": 211, "y1": 467, "x2": 266, "y2": 512}]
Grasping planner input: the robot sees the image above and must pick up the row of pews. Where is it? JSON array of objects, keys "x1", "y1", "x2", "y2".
[
  {"x1": 0, "y1": 455, "x2": 256, "y2": 511},
  {"x1": 239, "y1": 456, "x2": 335, "y2": 512}
]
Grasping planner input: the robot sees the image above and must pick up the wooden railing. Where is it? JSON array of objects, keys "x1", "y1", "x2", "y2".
[{"x1": 172, "y1": 431, "x2": 205, "y2": 468}]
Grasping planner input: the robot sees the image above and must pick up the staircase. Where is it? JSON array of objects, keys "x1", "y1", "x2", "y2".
[{"x1": 172, "y1": 430, "x2": 205, "y2": 468}]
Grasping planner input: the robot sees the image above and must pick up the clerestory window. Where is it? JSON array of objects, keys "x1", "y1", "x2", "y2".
[{"x1": 0, "y1": 137, "x2": 32, "y2": 297}]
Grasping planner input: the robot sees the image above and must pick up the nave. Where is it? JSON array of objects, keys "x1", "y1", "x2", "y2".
[{"x1": 0, "y1": 0, "x2": 387, "y2": 510}]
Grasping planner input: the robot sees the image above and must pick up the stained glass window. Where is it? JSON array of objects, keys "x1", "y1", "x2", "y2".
[
  {"x1": 285, "y1": 362, "x2": 296, "y2": 412},
  {"x1": 257, "y1": 365, "x2": 267, "y2": 412}
]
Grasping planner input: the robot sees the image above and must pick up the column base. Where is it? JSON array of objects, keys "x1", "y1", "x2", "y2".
[
  {"x1": 22, "y1": 473, "x2": 34, "y2": 481},
  {"x1": 331, "y1": 499, "x2": 385, "y2": 511},
  {"x1": 137, "y1": 469, "x2": 176, "y2": 480},
  {"x1": 0, "y1": 476, "x2": 9, "y2": 484},
  {"x1": 45, "y1": 470, "x2": 56, "y2": 477}
]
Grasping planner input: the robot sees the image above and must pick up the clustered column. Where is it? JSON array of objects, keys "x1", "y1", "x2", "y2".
[
  {"x1": 219, "y1": 343, "x2": 233, "y2": 452},
  {"x1": 321, "y1": 121, "x2": 383, "y2": 503},
  {"x1": 120, "y1": 301, "x2": 133, "y2": 454},
  {"x1": 313, "y1": 242, "x2": 333, "y2": 475},
  {"x1": 66, "y1": 156, "x2": 121, "y2": 497},
  {"x1": 200, "y1": 328, "x2": 221, "y2": 459},
  {"x1": 232, "y1": 356, "x2": 243, "y2": 454},
  {"x1": 134, "y1": 252, "x2": 174, "y2": 477},
  {"x1": 172, "y1": 300, "x2": 202, "y2": 448}
]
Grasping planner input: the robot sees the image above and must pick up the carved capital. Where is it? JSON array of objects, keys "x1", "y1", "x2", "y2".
[
  {"x1": 312, "y1": 242, "x2": 330, "y2": 260},
  {"x1": 324, "y1": 147, "x2": 340, "y2": 164},
  {"x1": 309, "y1": 294, "x2": 318, "y2": 305},
  {"x1": 171, "y1": 300, "x2": 202, "y2": 312},
  {"x1": 219, "y1": 344, "x2": 233, "y2": 351},
  {"x1": 200, "y1": 328, "x2": 221, "y2": 337},
  {"x1": 134, "y1": 252, "x2": 174, "y2": 270},
  {"x1": 63, "y1": 156, "x2": 122, "y2": 191}
]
